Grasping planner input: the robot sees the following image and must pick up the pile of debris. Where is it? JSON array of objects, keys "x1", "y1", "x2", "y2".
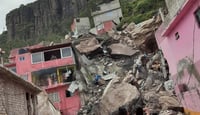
[{"x1": 74, "y1": 16, "x2": 183, "y2": 115}]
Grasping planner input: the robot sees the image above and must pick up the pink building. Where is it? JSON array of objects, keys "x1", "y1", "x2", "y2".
[
  {"x1": 96, "y1": 20, "x2": 116, "y2": 35},
  {"x1": 5, "y1": 42, "x2": 81, "y2": 115},
  {"x1": 155, "y1": 0, "x2": 200, "y2": 114}
]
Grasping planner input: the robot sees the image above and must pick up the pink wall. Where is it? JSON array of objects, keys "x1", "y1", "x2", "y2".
[
  {"x1": 8, "y1": 45, "x2": 79, "y2": 114},
  {"x1": 15, "y1": 53, "x2": 32, "y2": 81},
  {"x1": 155, "y1": 0, "x2": 200, "y2": 113},
  {"x1": 14, "y1": 47, "x2": 75, "y2": 82},
  {"x1": 46, "y1": 84, "x2": 80, "y2": 115},
  {"x1": 31, "y1": 57, "x2": 74, "y2": 72},
  {"x1": 16, "y1": 53, "x2": 31, "y2": 74},
  {"x1": 156, "y1": 0, "x2": 200, "y2": 76}
]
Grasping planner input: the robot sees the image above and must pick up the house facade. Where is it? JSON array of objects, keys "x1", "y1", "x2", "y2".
[
  {"x1": 96, "y1": 20, "x2": 116, "y2": 34},
  {"x1": 5, "y1": 42, "x2": 81, "y2": 115},
  {"x1": 155, "y1": 0, "x2": 200, "y2": 114},
  {"x1": 71, "y1": 17, "x2": 91, "y2": 38},
  {"x1": 91, "y1": 0, "x2": 123, "y2": 27},
  {"x1": 0, "y1": 65, "x2": 41, "y2": 115}
]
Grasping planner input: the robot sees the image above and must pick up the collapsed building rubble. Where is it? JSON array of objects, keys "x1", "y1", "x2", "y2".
[
  {"x1": 37, "y1": 91, "x2": 61, "y2": 115},
  {"x1": 73, "y1": 15, "x2": 184, "y2": 115}
]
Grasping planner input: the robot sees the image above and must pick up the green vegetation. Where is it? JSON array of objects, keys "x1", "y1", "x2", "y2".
[{"x1": 119, "y1": 0, "x2": 165, "y2": 28}]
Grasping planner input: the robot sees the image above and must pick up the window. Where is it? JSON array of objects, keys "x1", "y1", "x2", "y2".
[
  {"x1": 96, "y1": 6, "x2": 101, "y2": 11},
  {"x1": 18, "y1": 48, "x2": 28, "y2": 54},
  {"x1": 48, "y1": 92, "x2": 60, "y2": 102},
  {"x1": 61, "y1": 68, "x2": 74, "y2": 83},
  {"x1": 175, "y1": 32, "x2": 180, "y2": 40},
  {"x1": 76, "y1": 18, "x2": 80, "y2": 22},
  {"x1": 21, "y1": 74, "x2": 28, "y2": 81},
  {"x1": 50, "y1": 73, "x2": 58, "y2": 85},
  {"x1": 32, "y1": 68, "x2": 59, "y2": 87},
  {"x1": 194, "y1": 7, "x2": 200, "y2": 27},
  {"x1": 44, "y1": 49, "x2": 61, "y2": 61},
  {"x1": 10, "y1": 67, "x2": 16, "y2": 72},
  {"x1": 61, "y1": 47, "x2": 72, "y2": 58},
  {"x1": 19, "y1": 56, "x2": 25, "y2": 61},
  {"x1": 32, "y1": 73, "x2": 49, "y2": 86},
  {"x1": 32, "y1": 52, "x2": 43, "y2": 64},
  {"x1": 65, "y1": 90, "x2": 72, "y2": 97}
]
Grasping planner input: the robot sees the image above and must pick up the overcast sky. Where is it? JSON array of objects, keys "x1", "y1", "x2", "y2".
[{"x1": 0, "y1": 0, "x2": 37, "y2": 34}]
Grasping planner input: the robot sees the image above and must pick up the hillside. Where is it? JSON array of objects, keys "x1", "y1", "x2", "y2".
[
  {"x1": 0, "y1": 0, "x2": 166, "y2": 60},
  {"x1": 6, "y1": 0, "x2": 88, "y2": 40}
]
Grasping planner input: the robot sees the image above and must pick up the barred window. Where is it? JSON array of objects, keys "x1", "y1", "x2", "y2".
[{"x1": 48, "y1": 92, "x2": 60, "y2": 102}]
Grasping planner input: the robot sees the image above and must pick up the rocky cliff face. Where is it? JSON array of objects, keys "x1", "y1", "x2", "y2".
[{"x1": 6, "y1": 0, "x2": 87, "y2": 39}]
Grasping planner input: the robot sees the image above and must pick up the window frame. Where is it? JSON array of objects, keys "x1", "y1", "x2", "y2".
[
  {"x1": 48, "y1": 92, "x2": 60, "y2": 103},
  {"x1": 43, "y1": 49, "x2": 61, "y2": 61},
  {"x1": 31, "y1": 52, "x2": 44, "y2": 64},
  {"x1": 60, "y1": 47, "x2": 72, "y2": 58},
  {"x1": 19, "y1": 56, "x2": 25, "y2": 61}
]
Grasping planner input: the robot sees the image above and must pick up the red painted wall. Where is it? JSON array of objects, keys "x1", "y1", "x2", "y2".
[
  {"x1": 97, "y1": 20, "x2": 115, "y2": 34},
  {"x1": 104, "y1": 21, "x2": 114, "y2": 32},
  {"x1": 46, "y1": 84, "x2": 81, "y2": 115}
]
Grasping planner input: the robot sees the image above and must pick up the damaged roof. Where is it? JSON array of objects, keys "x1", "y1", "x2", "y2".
[
  {"x1": 0, "y1": 65, "x2": 42, "y2": 94},
  {"x1": 29, "y1": 42, "x2": 72, "y2": 53}
]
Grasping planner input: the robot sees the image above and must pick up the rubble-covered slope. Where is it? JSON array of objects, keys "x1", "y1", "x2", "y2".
[{"x1": 75, "y1": 16, "x2": 183, "y2": 115}]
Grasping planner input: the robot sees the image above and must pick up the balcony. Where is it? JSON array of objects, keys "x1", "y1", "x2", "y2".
[{"x1": 31, "y1": 65, "x2": 76, "y2": 88}]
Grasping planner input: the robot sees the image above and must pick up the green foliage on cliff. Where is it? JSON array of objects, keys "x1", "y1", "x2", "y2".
[{"x1": 119, "y1": 0, "x2": 165, "y2": 27}]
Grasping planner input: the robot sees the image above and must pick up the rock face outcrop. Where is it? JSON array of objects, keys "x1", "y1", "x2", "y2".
[{"x1": 6, "y1": 0, "x2": 87, "y2": 39}]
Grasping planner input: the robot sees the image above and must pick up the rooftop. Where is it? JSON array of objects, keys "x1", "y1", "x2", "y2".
[{"x1": 0, "y1": 65, "x2": 42, "y2": 94}]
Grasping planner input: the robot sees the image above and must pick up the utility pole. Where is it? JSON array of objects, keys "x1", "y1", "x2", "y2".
[{"x1": 0, "y1": 48, "x2": 5, "y2": 66}]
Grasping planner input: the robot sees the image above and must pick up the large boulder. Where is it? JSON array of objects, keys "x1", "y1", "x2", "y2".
[
  {"x1": 95, "y1": 77, "x2": 140, "y2": 115},
  {"x1": 75, "y1": 37, "x2": 101, "y2": 54}
]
